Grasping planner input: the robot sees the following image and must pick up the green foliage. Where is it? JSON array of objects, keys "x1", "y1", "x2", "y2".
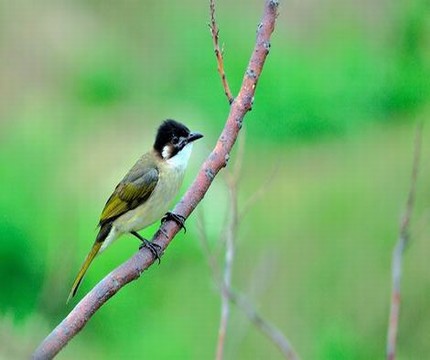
[
  {"x1": 72, "y1": 45, "x2": 135, "y2": 107},
  {"x1": 0, "y1": 222, "x2": 42, "y2": 320},
  {"x1": 0, "y1": 0, "x2": 429, "y2": 358}
]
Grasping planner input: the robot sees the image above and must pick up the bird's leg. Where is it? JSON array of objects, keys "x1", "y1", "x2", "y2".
[
  {"x1": 130, "y1": 231, "x2": 162, "y2": 264},
  {"x1": 161, "y1": 212, "x2": 187, "y2": 233}
]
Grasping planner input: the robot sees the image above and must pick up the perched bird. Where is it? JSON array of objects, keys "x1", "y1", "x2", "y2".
[{"x1": 67, "y1": 119, "x2": 203, "y2": 302}]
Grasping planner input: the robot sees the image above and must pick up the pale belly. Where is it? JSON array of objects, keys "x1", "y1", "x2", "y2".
[
  {"x1": 117, "y1": 169, "x2": 183, "y2": 232},
  {"x1": 99, "y1": 167, "x2": 184, "y2": 252}
]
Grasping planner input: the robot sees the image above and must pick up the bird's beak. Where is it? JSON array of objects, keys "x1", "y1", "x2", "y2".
[{"x1": 187, "y1": 132, "x2": 204, "y2": 143}]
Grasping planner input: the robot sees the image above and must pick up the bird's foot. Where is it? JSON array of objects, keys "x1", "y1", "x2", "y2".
[
  {"x1": 161, "y1": 212, "x2": 187, "y2": 233},
  {"x1": 131, "y1": 231, "x2": 162, "y2": 264},
  {"x1": 140, "y1": 240, "x2": 162, "y2": 264}
]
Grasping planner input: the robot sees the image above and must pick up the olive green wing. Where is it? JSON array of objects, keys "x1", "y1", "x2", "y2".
[{"x1": 99, "y1": 165, "x2": 159, "y2": 226}]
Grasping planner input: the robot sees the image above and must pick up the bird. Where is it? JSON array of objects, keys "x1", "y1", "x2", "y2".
[{"x1": 67, "y1": 119, "x2": 203, "y2": 302}]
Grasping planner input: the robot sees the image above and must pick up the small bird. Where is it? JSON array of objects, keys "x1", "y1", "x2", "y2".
[{"x1": 67, "y1": 119, "x2": 203, "y2": 302}]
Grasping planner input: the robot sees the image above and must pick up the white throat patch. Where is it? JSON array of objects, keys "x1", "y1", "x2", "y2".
[{"x1": 166, "y1": 143, "x2": 193, "y2": 170}]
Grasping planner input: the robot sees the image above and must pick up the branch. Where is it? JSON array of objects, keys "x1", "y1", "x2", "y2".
[
  {"x1": 226, "y1": 288, "x2": 299, "y2": 360},
  {"x1": 386, "y1": 121, "x2": 423, "y2": 360},
  {"x1": 214, "y1": 190, "x2": 235, "y2": 360},
  {"x1": 197, "y1": 135, "x2": 299, "y2": 359},
  {"x1": 32, "y1": 1, "x2": 279, "y2": 359},
  {"x1": 196, "y1": 211, "x2": 299, "y2": 360},
  {"x1": 215, "y1": 145, "x2": 241, "y2": 360},
  {"x1": 209, "y1": 0, "x2": 234, "y2": 104}
]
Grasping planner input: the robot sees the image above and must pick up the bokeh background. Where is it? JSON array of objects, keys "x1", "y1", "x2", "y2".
[{"x1": 1, "y1": 0, "x2": 430, "y2": 359}]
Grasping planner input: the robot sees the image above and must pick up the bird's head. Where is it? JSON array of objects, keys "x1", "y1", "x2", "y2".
[{"x1": 154, "y1": 119, "x2": 203, "y2": 165}]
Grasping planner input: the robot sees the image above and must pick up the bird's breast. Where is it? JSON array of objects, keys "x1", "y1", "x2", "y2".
[{"x1": 113, "y1": 164, "x2": 185, "y2": 234}]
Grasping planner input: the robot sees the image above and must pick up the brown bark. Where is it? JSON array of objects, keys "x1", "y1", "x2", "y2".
[{"x1": 32, "y1": 1, "x2": 279, "y2": 358}]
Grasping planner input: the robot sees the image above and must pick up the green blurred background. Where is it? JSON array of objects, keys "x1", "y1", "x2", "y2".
[{"x1": 1, "y1": 0, "x2": 429, "y2": 359}]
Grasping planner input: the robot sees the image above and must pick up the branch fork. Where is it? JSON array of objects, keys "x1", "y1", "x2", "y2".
[{"x1": 32, "y1": 1, "x2": 279, "y2": 358}]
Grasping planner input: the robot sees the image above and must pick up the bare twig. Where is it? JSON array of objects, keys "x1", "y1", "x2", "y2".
[
  {"x1": 386, "y1": 121, "x2": 423, "y2": 360},
  {"x1": 215, "y1": 194, "x2": 235, "y2": 360},
  {"x1": 226, "y1": 288, "x2": 299, "y2": 360},
  {"x1": 209, "y1": 0, "x2": 234, "y2": 104},
  {"x1": 216, "y1": 158, "x2": 239, "y2": 360},
  {"x1": 32, "y1": 2, "x2": 279, "y2": 359},
  {"x1": 197, "y1": 211, "x2": 299, "y2": 360},
  {"x1": 197, "y1": 134, "x2": 299, "y2": 359}
]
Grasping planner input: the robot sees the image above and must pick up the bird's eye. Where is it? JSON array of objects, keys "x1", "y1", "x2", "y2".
[{"x1": 171, "y1": 136, "x2": 179, "y2": 145}]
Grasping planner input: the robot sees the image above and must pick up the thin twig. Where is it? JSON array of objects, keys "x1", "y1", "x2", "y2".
[
  {"x1": 386, "y1": 121, "x2": 423, "y2": 360},
  {"x1": 215, "y1": 195, "x2": 235, "y2": 360},
  {"x1": 197, "y1": 212, "x2": 299, "y2": 359},
  {"x1": 197, "y1": 135, "x2": 299, "y2": 359},
  {"x1": 227, "y1": 289, "x2": 299, "y2": 360},
  {"x1": 216, "y1": 136, "x2": 244, "y2": 360},
  {"x1": 209, "y1": 0, "x2": 234, "y2": 104},
  {"x1": 32, "y1": 2, "x2": 279, "y2": 359}
]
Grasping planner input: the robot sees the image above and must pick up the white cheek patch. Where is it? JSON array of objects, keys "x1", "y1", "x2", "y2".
[{"x1": 162, "y1": 145, "x2": 172, "y2": 159}]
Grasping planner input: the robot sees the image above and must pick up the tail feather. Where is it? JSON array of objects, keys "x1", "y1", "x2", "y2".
[{"x1": 67, "y1": 241, "x2": 103, "y2": 303}]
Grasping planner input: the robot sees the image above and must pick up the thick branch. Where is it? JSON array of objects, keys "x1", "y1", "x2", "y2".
[
  {"x1": 32, "y1": 1, "x2": 279, "y2": 359},
  {"x1": 386, "y1": 121, "x2": 423, "y2": 360}
]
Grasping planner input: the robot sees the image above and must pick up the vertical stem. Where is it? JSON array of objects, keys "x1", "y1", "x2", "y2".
[
  {"x1": 386, "y1": 122, "x2": 423, "y2": 360},
  {"x1": 216, "y1": 182, "x2": 238, "y2": 359}
]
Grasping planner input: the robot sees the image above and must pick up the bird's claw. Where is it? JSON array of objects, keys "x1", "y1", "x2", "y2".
[
  {"x1": 139, "y1": 239, "x2": 163, "y2": 264},
  {"x1": 131, "y1": 231, "x2": 162, "y2": 264},
  {"x1": 162, "y1": 212, "x2": 187, "y2": 233}
]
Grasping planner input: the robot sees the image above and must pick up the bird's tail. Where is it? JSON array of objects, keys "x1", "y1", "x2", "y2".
[{"x1": 67, "y1": 240, "x2": 103, "y2": 303}]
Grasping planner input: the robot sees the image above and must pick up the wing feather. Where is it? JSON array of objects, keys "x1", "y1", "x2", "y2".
[{"x1": 99, "y1": 159, "x2": 159, "y2": 225}]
